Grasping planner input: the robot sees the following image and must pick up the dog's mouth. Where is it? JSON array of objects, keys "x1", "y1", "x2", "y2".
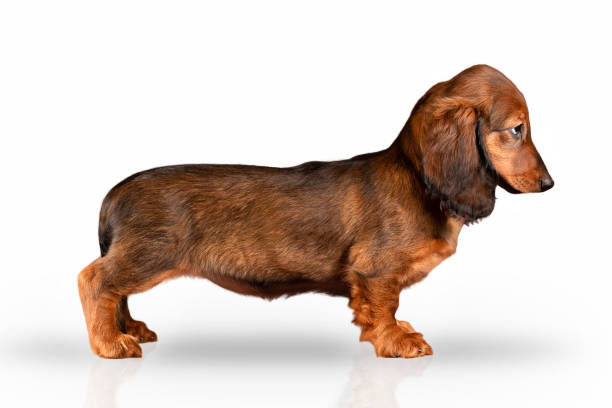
[{"x1": 497, "y1": 176, "x2": 522, "y2": 194}]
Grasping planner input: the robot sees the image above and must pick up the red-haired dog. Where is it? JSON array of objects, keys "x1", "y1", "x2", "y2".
[{"x1": 78, "y1": 65, "x2": 553, "y2": 358}]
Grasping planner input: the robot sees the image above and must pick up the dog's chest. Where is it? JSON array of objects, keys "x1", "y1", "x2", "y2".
[{"x1": 399, "y1": 218, "x2": 463, "y2": 287}]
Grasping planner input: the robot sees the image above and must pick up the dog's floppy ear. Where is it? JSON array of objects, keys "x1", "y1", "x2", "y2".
[{"x1": 419, "y1": 97, "x2": 497, "y2": 223}]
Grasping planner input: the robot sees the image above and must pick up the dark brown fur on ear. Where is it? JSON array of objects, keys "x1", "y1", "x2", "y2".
[{"x1": 401, "y1": 95, "x2": 497, "y2": 224}]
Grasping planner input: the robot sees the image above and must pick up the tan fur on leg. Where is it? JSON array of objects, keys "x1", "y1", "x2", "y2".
[{"x1": 78, "y1": 259, "x2": 142, "y2": 358}]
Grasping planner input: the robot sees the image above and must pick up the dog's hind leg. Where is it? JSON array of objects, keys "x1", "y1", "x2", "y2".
[
  {"x1": 115, "y1": 296, "x2": 157, "y2": 343},
  {"x1": 78, "y1": 258, "x2": 142, "y2": 358}
]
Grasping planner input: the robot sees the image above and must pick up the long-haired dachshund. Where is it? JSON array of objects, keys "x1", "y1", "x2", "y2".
[{"x1": 78, "y1": 64, "x2": 553, "y2": 359}]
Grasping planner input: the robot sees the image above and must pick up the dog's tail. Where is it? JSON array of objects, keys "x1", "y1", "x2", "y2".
[
  {"x1": 98, "y1": 167, "x2": 158, "y2": 257},
  {"x1": 98, "y1": 197, "x2": 113, "y2": 257},
  {"x1": 98, "y1": 170, "x2": 150, "y2": 257}
]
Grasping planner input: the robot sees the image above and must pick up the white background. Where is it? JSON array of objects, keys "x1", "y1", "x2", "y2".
[{"x1": 1, "y1": 1, "x2": 610, "y2": 407}]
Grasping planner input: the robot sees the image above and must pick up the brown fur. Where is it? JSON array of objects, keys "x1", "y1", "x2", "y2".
[{"x1": 78, "y1": 64, "x2": 553, "y2": 359}]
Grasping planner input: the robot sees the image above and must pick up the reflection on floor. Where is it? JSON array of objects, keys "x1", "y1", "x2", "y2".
[
  {"x1": 83, "y1": 342, "x2": 430, "y2": 408},
  {"x1": 84, "y1": 344, "x2": 151, "y2": 408},
  {"x1": 337, "y1": 345, "x2": 431, "y2": 408}
]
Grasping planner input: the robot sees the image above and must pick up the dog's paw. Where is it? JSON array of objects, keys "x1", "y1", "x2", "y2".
[
  {"x1": 125, "y1": 320, "x2": 158, "y2": 343},
  {"x1": 93, "y1": 333, "x2": 143, "y2": 359},
  {"x1": 372, "y1": 326, "x2": 433, "y2": 358}
]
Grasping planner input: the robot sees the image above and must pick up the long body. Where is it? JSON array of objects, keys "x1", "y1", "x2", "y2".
[
  {"x1": 78, "y1": 65, "x2": 553, "y2": 359},
  {"x1": 99, "y1": 148, "x2": 454, "y2": 299}
]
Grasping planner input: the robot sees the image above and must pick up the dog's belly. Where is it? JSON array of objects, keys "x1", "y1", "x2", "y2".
[{"x1": 205, "y1": 271, "x2": 350, "y2": 299}]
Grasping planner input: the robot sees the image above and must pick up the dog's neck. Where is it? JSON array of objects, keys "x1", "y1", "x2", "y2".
[{"x1": 442, "y1": 216, "x2": 464, "y2": 251}]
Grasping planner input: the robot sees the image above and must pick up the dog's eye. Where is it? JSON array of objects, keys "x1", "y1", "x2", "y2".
[{"x1": 509, "y1": 124, "x2": 523, "y2": 139}]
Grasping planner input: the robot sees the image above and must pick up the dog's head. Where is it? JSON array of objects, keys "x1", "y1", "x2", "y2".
[{"x1": 401, "y1": 64, "x2": 553, "y2": 223}]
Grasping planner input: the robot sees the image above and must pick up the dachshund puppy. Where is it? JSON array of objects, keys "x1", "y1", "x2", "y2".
[{"x1": 78, "y1": 64, "x2": 553, "y2": 359}]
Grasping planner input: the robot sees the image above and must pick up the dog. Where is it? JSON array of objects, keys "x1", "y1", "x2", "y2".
[{"x1": 78, "y1": 64, "x2": 553, "y2": 359}]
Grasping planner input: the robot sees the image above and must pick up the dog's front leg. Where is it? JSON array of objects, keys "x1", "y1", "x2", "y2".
[{"x1": 348, "y1": 274, "x2": 433, "y2": 358}]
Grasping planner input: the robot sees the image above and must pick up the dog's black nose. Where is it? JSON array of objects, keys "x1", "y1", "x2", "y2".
[{"x1": 539, "y1": 177, "x2": 554, "y2": 192}]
